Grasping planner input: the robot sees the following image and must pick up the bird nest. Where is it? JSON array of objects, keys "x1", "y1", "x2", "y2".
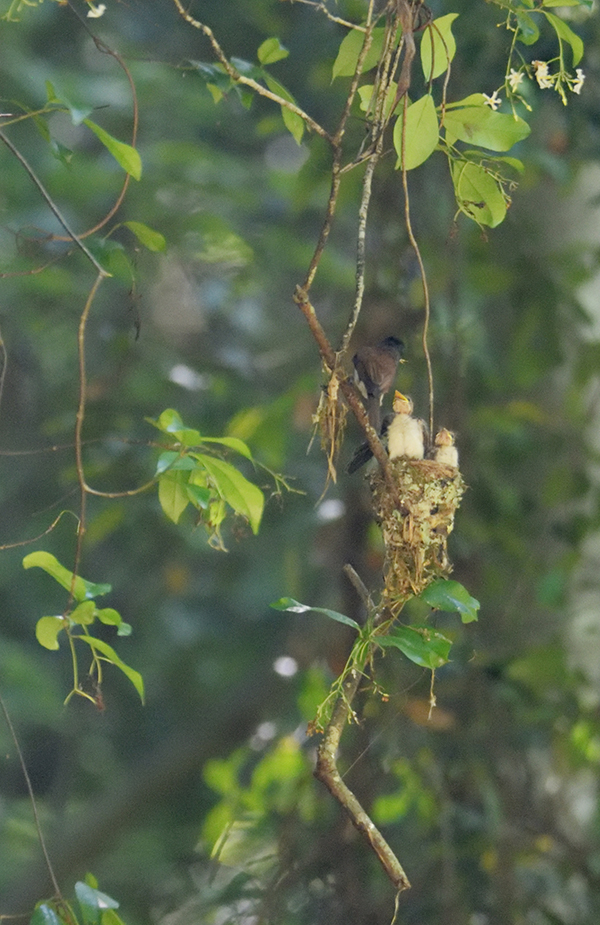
[{"x1": 369, "y1": 458, "x2": 465, "y2": 606}]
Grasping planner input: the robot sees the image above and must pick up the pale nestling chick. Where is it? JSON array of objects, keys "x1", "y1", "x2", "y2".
[
  {"x1": 433, "y1": 428, "x2": 458, "y2": 467},
  {"x1": 388, "y1": 391, "x2": 425, "y2": 460}
]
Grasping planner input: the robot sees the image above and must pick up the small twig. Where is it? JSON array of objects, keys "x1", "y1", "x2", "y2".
[
  {"x1": 0, "y1": 693, "x2": 63, "y2": 902},
  {"x1": 0, "y1": 130, "x2": 108, "y2": 276},
  {"x1": 341, "y1": 7, "x2": 401, "y2": 353},
  {"x1": 0, "y1": 510, "x2": 77, "y2": 552},
  {"x1": 0, "y1": 324, "x2": 7, "y2": 424},
  {"x1": 303, "y1": 2, "x2": 377, "y2": 291},
  {"x1": 283, "y1": 0, "x2": 368, "y2": 31},
  {"x1": 314, "y1": 667, "x2": 411, "y2": 892},
  {"x1": 343, "y1": 563, "x2": 373, "y2": 610},
  {"x1": 398, "y1": 99, "x2": 434, "y2": 437},
  {"x1": 72, "y1": 272, "x2": 106, "y2": 600},
  {"x1": 172, "y1": 0, "x2": 331, "y2": 143},
  {"x1": 44, "y1": 2, "x2": 140, "y2": 241}
]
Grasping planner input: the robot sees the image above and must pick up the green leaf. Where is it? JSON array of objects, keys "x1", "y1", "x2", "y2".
[
  {"x1": 451, "y1": 159, "x2": 508, "y2": 227},
  {"x1": 419, "y1": 579, "x2": 480, "y2": 623},
  {"x1": 462, "y1": 150, "x2": 525, "y2": 174},
  {"x1": 158, "y1": 470, "x2": 191, "y2": 524},
  {"x1": 357, "y1": 82, "x2": 398, "y2": 118},
  {"x1": 194, "y1": 455, "x2": 264, "y2": 534},
  {"x1": 150, "y1": 409, "x2": 202, "y2": 445},
  {"x1": 186, "y1": 483, "x2": 212, "y2": 509},
  {"x1": 421, "y1": 14, "x2": 458, "y2": 81},
  {"x1": 200, "y1": 436, "x2": 254, "y2": 460},
  {"x1": 96, "y1": 608, "x2": 129, "y2": 636},
  {"x1": 156, "y1": 408, "x2": 184, "y2": 432},
  {"x1": 23, "y1": 551, "x2": 110, "y2": 602},
  {"x1": 189, "y1": 60, "x2": 233, "y2": 95},
  {"x1": 45, "y1": 83, "x2": 92, "y2": 124},
  {"x1": 35, "y1": 616, "x2": 65, "y2": 651},
  {"x1": 83, "y1": 119, "x2": 142, "y2": 180},
  {"x1": 263, "y1": 74, "x2": 304, "y2": 145},
  {"x1": 123, "y1": 220, "x2": 166, "y2": 252},
  {"x1": 70, "y1": 601, "x2": 97, "y2": 626},
  {"x1": 515, "y1": 11, "x2": 540, "y2": 45},
  {"x1": 271, "y1": 597, "x2": 360, "y2": 630},
  {"x1": 443, "y1": 104, "x2": 530, "y2": 152},
  {"x1": 281, "y1": 106, "x2": 305, "y2": 145},
  {"x1": 31, "y1": 905, "x2": 63, "y2": 925},
  {"x1": 156, "y1": 450, "x2": 196, "y2": 475},
  {"x1": 76, "y1": 881, "x2": 119, "y2": 925},
  {"x1": 257, "y1": 37, "x2": 289, "y2": 65},
  {"x1": 74, "y1": 636, "x2": 145, "y2": 703},
  {"x1": 332, "y1": 26, "x2": 387, "y2": 79},
  {"x1": 101, "y1": 911, "x2": 128, "y2": 925},
  {"x1": 543, "y1": 10, "x2": 584, "y2": 66},
  {"x1": 393, "y1": 94, "x2": 439, "y2": 170},
  {"x1": 378, "y1": 625, "x2": 452, "y2": 669}
]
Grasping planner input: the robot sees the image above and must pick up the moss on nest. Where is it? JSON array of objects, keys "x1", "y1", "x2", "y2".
[{"x1": 369, "y1": 458, "x2": 465, "y2": 607}]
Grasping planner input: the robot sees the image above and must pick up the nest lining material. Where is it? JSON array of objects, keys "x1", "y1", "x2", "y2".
[{"x1": 369, "y1": 457, "x2": 465, "y2": 603}]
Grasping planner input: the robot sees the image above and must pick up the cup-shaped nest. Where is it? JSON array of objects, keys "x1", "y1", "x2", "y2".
[{"x1": 369, "y1": 458, "x2": 465, "y2": 606}]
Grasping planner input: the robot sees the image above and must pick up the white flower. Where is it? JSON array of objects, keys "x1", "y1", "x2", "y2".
[
  {"x1": 572, "y1": 68, "x2": 585, "y2": 95},
  {"x1": 483, "y1": 91, "x2": 501, "y2": 111},
  {"x1": 87, "y1": 2, "x2": 106, "y2": 17},
  {"x1": 508, "y1": 69, "x2": 524, "y2": 92},
  {"x1": 532, "y1": 60, "x2": 555, "y2": 89}
]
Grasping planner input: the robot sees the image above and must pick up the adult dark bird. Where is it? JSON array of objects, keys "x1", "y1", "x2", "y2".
[{"x1": 352, "y1": 335, "x2": 404, "y2": 430}]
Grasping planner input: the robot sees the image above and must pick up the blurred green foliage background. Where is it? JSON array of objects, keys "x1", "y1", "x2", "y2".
[{"x1": 1, "y1": 1, "x2": 600, "y2": 923}]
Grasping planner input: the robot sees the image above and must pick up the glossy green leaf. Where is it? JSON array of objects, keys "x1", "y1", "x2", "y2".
[
  {"x1": 515, "y1": 11, "x2": 539, "y2": 45},
  {"x1": 332, "y1": 26, "x2": 387, "y2": 79},
  {"x1": 257, "y1": 37, "x2": 289, "y2": 65},
  {"x1": 378, "y1": 625, "x2": 452, "y2": 669},
  {"x1": 31, "y1": 904, "x2": 63, "y2": 925},
  {"x1": 263, "y1": 74, "x2": 304, "y2": 144},
  {"x1": 96, "y1": 607, "x2": 127, "y2": 630},
  {"x1": 150, "y1": 409, "x2": 202, "y2": 445},
  {"x1": 101, "y1": 911, "x2": 128, "y2": 925},
  {"x1": 189, "y1": 60, "x2": 232, "y2": 95},
  {"x1": 35, "y1": 616, "x2": 65, "y2": 651},
  {"x1": 123, "y1": 220, "x2": 166, "y2": 252},
  {"x1": 357, "y1": 82, "x2": 397, "y2": 118},
  {"x1": 394, "y1": 94, "x2": 439, "y2": 170},
  {"x1": 419, "y1": 579, "x2": 480, "y2": 623},
  {"x1": 158, "y1": 470, "x2": 191, "y2": 524},
  {"x1": 420, "y1": 14, "x2": 458, "y2": 81},
  {"x1": 74, "y1": 636, "x2": 145, "y2": 703},
  {"x1": 155, "y1": 451, "x2": 196, "y2": 475},
  {"x1": 186, "y1": 483, "x2": 212, "y2": 509},
  {"x1": 271, "y1": 597, "x2": 360, "y2": 630},
  {"x1": 76, "y1": 881, "x2": 119, "y2": 925},
  {"x1": 451, "y1": 159, "x2": 507, "y2": 227},
  {"x1": 44, "y1": 82, "x2": 92, "y2": 124},
  {"x1": 70, "y1": 601, "x2": 97, "y2": 626},
  {"x1": 543, "y1": 11, "x2": 583, "y2": 66},
  {"x1": 281, "y1": 105, "x2": 305, "y2": 146},
  {"x1": 443, "y1": 104, "x2": 530, "y2": 151},
  {"x1": 200, "y1": 436, "x2": 254, "y2": 460},
  {"x1": 83, "y1": 119, "x2": 142, "y2": 180},
  {"x1": 23, "y1": 551, "x2": 110, "y2": 602},
  {"x1": 194, "y1": 455, "x2": 264, "y2": 534}
]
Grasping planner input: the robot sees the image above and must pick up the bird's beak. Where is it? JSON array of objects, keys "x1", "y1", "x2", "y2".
[{"x1": 394, "y1": 390, "x2": 409, "y2": 402}]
